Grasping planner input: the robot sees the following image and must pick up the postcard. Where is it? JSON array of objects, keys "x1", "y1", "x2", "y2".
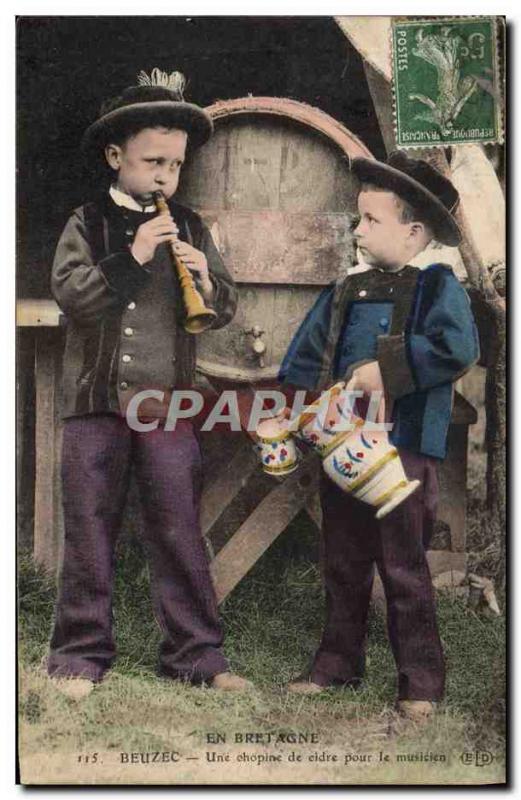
[{"x1": 17, "y1": 15, "x2": 506, "y2": 786}]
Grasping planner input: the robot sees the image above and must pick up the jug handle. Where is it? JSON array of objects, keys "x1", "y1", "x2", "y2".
[{"x1": 343, "y1": 377, "x2": 387, "y2": 425}]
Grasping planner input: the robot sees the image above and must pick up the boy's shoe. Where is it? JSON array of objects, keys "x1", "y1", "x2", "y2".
[
  {"x1": 209, "y1": 672, "x2": 253, "y2": 692},
  {"x1": 52, "y1": 677, "x2": 95, "y2": 701},
  {"x1": 397, "y1": 700, "x2": 434, "y2": 723}
]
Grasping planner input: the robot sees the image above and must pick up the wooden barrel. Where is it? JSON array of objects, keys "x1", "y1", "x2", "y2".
[{"x1": 176, "y1": 97, "x2": 373, "y2": 382}]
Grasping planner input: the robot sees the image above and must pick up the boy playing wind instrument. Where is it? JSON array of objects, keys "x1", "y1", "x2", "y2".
[{"x1": 47, "y1": 69, "x2": 251, "y2": 698}]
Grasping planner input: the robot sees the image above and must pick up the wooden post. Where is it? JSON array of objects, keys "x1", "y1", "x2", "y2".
[
  {"x1": 363, "y1": 60, "x2": 396, "y2": 154},
  {"x1": 33, "y1": 328, "x2": 64, "y2": 575},
  {"x1": 16, "y1": 329, "x2": 36, "y2": 552}
]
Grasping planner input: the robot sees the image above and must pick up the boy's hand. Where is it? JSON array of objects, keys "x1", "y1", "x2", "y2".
[
  {"x1": 171, "y1": 241, "x2": 213, "y2": 299},
  {"x1": 131, "y1": 215, "x2": 179, "y2": 265},
  {"x1": 345, "y1": 361, "x2": 386, "y2": 423},
  {"x1": 131, "y1": 216, "x2": 213, "y2": 301},
  {"x1": 345, "y1": 361, "x2": 384, "y2": 395}
]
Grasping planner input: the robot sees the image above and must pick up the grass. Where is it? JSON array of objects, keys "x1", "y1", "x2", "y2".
[{"x1": 18, "y1": 512, "x2": 506, "y2": 785}]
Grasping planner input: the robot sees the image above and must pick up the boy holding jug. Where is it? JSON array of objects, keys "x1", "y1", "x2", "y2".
[{"x1": 279, "y1": 152, "x2": 479, "y2": 722}]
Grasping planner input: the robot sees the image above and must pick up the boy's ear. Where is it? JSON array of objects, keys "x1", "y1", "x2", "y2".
[
  {"x1": 105, "y1": 144, "x2": 122, "y2": 171},
  {"x1": 409, "y1": 221, "x2": 426, "y2": 240},
  {"x1": 409, "y1": 220, "x2": 434, "y2": 249}
]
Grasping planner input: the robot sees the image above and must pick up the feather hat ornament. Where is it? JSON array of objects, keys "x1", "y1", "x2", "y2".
[
  {"x1": 82, "y1": 67, "x2": 212, "y2": 154},
  {"x1": 137, "y1": 69, "x2": 187, "y2": 100}
]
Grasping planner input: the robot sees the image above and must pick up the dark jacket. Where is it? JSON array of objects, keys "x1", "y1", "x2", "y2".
[
  {"x1": 279, "y1": 264, "x2": 479, "y2": 459},
  {"x1": 52, "y1": 193, "x2": 237, "y2": 418}
]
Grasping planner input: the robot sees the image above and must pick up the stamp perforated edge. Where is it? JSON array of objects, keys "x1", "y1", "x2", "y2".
[{"x1": 390, "y1": 16, "x2": 504, "y2": 150}]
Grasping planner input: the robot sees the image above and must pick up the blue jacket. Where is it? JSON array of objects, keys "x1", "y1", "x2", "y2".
[{"x1": 278, "y1": 264, "x2": 479, "y2": 459}]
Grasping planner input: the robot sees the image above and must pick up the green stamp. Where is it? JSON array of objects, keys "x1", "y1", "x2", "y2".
[{"x1": 392, "y1": 17, "x2": 502, "y2": 147}]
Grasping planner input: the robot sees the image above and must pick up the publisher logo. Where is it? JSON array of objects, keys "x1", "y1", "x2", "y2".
[{"x1": 460, "y1": 751, "x2": 495, "y2": 768}]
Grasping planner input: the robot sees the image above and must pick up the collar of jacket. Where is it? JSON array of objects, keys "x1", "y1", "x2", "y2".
[
  {"x1": 109, "y1": 184, "x2": 156, "y2": 213},
  {"x1": 91, "y1": 190, "x2": 192, "y2": 225}
]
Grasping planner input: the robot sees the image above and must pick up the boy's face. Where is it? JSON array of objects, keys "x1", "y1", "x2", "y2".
[
  {"x1": 353, "y1": 187, "x2": 417, "y2": 270},
  {"x1": 105, "y1": 127, "x2": 188, "y2": 203}
]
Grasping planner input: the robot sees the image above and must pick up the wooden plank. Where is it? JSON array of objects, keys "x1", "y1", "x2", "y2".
[
  {"x1": 211, "y1": 457, "x2": 320, "y2": 604},
  {"x1": 180, "y1": 116, "x2": 285, "y2": 212},
  {"x1": 363, "y1": 60, "x2": 396, "y2": 155},
  {"x1": 177, "y1": 122, "x2": 230, "y2": 210},
  {"x1": 196, "y1": 210, "x2": 357, "y2": 284},
  {"x1": 277, "y1": 121, "x2": 358, "y2": 213},
  {"x1": 16, "y1": 299, "x2": 62, "y2": 327},
  {"x1": 225, "y1": 120, "x2": 283, "y2": 210},
  {"x1": 178, "y1": 96, "x2": 365, "y2": 234},
  {"x1": 201, "y1": 438, "x2": 260, "y2": 536},
  {"x1": 186, "y1": 104, "x2": 360, "y2": 214},
  {"x1": 34, "y1": 330, "x2": 63, "y2": 574}
]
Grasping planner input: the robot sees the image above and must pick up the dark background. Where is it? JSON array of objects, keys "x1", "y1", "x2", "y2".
[{"x1": 17, "y1": 16, "x2": 385, "y2": 297}]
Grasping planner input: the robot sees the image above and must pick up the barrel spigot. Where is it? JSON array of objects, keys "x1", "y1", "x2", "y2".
[{"x1": 245, "y1": 325, "x2": 266, "y2": 368}]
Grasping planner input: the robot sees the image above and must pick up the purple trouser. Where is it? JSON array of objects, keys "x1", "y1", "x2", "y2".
[
  {"x1": 48, "y1": 414, "x2": 228, "y2": 683},
  {"x1": 310, "y1": 449, "x2": 445, "y2": 701}
]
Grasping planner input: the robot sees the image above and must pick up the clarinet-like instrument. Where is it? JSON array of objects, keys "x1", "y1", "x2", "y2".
[{"x1": 152, "y1": 191, "x2": 217, "y2": 334}]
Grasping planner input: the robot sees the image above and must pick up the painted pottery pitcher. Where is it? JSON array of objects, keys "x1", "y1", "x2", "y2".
[{"x1": 257, "y1": 382, "x2": 420, "y2": 518}]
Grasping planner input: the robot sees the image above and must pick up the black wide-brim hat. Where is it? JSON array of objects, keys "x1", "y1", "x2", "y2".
[
  {"x1": 351, "y1": 151, "x2": 462, "y2": 246},
  {"x1": 82, "y1": 75, "x2": 213, "y2": 155}
]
